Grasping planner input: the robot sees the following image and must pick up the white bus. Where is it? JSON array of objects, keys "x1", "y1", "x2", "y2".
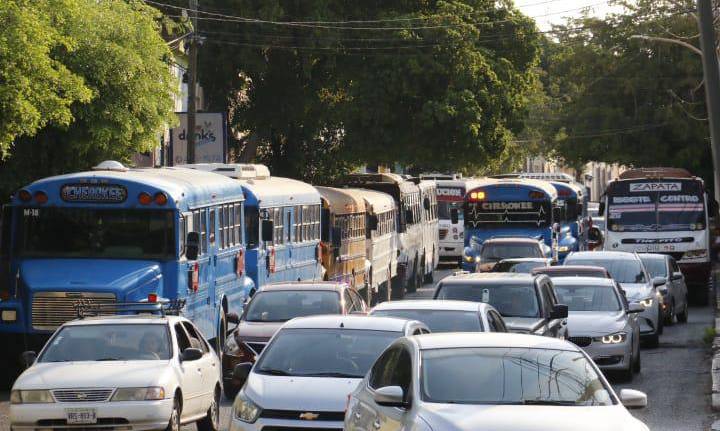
[{"x1": 600, "y1": 168, "x2": 712, "y2": 303}]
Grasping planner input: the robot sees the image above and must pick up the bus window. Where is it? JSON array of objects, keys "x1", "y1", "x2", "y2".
[
  {"x1": 287, "y1": 211, "x2": 292, "y2": 243},
  {"x1": 209, "y1": 208, "x2": 216, "y2": 245}
]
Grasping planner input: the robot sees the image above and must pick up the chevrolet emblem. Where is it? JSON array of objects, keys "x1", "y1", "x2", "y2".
[
  {"x1": 76, "y1": 393, "x2": 88, "y2": 400},
  {"x1": 299, "y1": 412, "x2": 319, "y2": 421}
]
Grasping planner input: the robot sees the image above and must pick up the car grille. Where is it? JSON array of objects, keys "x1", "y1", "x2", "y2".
[
  {"x1": 52, "y1": 389, "x2": 114, "y2": 403},
  {"x1": 245, "y1": 342, "x2": 268, "y2": 355},
  {"x1": 439, "y1": 229, "x2": 449, "y2": 240},
  {"x1": 569, "y1": 337, "x2": 592, "y2": 348},
  {"x1": 260, "y1": 410, "x2": 346, "y2": 421},
  {"x1": 32, "y1": 292, "x2": 116, "y2": 330}
]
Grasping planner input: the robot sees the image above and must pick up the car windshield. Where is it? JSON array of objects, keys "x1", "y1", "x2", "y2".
[
  {"x1": 244, "y1": 291, "x2": 341, "y2": 322},
  {"x1": 421, "y1": 347, "x2": 614, "y2": 406},
  {"x1": 255, "y1": 328, "x2": 400, "y2": 378},
  {"x1": 494, "y1": 260, "x2": 546, "y2": 273},
  {"x1": 640, "y1": 257, "x2": 667, "y2": 278},
  {"x1": 564, "y1": 258, "x2": 646, "y2": 284},
  {"x1": 481, "y1": 244, "x2": 542, "y2": 262},
  {"x1": 553, "y1": 284, "x2": 621, "y2": 312},
  {"x1": 40, "y1": 324, "x2": 172, "y2": 362},
  {"x1": 16, "y1": 208, "x2": 175, "y2": 260},
  {"x1": 371, "y1": 309, "x2": 482, "y2": 332},
  {"x1": 436, "y1": 283, "x2": 540, "y2": 318}
]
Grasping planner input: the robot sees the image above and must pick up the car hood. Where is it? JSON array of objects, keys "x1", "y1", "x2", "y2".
[
  {"x1": 236, "y1": 321, "x2": 285, "y2": 340},
  {"x1": 245, "y1": 373, "x2": 361, "y2": 412},
  {"x1": 567, "y1": 311, "x2": 628, "y2": 337},
  {"x1": 502, "y1": 317, "x2": 546, "y2": 333},
  {"x1": 15, "y1": 361, "x2": 172, "y2": 390},
  {"x1": 618, "y1": 283, "x2": 652, "y2": 301},
  {"x1": 419, "y1": 404, "x2": 645, "y2": 431}
]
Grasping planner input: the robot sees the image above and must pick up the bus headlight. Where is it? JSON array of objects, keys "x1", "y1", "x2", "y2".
[
  {"x1": 11, "y1": 390, "x2": 54, "y2": 404},
  {"x1": 558, "y1": 246, "x2": 570, "y2": 253},
  {"x1": 685, "y1": 249, "x2": 707, "y2": 259},
  {"x1": 594, "y1": 332, "x2": 627, "y2": 344}
]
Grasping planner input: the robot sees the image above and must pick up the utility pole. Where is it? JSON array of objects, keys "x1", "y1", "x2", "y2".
[
  {"x1": 697, "y1": 0, "x2": 720, "y2": 201},
  {"x1": 186, "y1": 0, "x2": 198, "y2": 164}
]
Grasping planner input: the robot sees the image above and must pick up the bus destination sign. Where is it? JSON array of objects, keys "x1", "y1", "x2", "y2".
[{"x1": 61, "y1": 184, "x2": 128, "y2": 203}]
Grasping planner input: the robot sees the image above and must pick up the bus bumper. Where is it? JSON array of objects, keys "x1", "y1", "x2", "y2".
[{"x1": 679, "y1": 261, "x2": 712, "y2": 286}]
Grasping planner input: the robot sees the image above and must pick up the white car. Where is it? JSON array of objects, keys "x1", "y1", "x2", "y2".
[
  {"x1": 346, "y1": 332, "x2": 649, "y2": 431},
  {"x1": 10, "y1": 312, "x2": 221, "y2": 431},
  {"x1": 369, "y1": 300, "x2": 509, "y2": 333},
  {"x1": 229, "y1": 315, "x2": 429, "y2": 431}
]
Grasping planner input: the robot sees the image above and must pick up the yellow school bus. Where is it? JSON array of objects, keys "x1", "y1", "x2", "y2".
[{"x1": 316, "y1": 187, "x2": 368, "y2": 291}]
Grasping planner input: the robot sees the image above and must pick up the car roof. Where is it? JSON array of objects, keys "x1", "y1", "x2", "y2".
[
  {"x1": 534, "y1": 265, "x2": 609, "y2": 275},
  {"x1": 412, "y1": 332, "x2": 578, "y2": 352},
  {"x1": 550, "y1": 276, "x2": 616, "y2": 287},
  {"x1": 566, "y1": 251, "x2": 640, "y2": 260},
  {"x1": 483, "y1": 237, "x2": 542, "y2": 245},
  {"x1": 441, "y1": 272, "x2": 539, "y2": 284},
  {"x1": 281, "y1": 315, "x2": 417, "y2": 331},
  {"x1": 498, "y1": 258, "x2": 550, "y2": 263},
  {"x1": 63, "y1": 314, "x2": 182, "y2": 326},
  {"x1": 371, "y1": 300, "x2": 488, "y2": 313},
  {"x1": 258, "y1": 281, "x2": 348, "y2": 292}
]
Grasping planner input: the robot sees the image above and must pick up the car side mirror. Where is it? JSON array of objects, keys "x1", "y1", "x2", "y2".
[
  {"x1": 652, "y1": 277, "x2": 666, "y2": 287},
  {"x1": 232, "y1": 362, "x2": 253, "y2": 387},
  {"x1": 550, "y1": 304, "x2": 569, "y2": 319},
  {"x1": 373, "y1": 386, "x2": 407, "y2": 408},
  {"x1": 261, "y1": 220, "x2": 274, "y2": 242},
  {"x1": 627, "y1": 303, "x2": 644, "y2": 314},
  {"x1": 620, "y1": 389, "x2": 647, "y2": 409},
  {"x1": 227, "y1": 312, "x2": 240, "y2": 325},
  {"x1": 672, "y1": 272, "x2": 684, "y2": 281},
  {"x1": 450, "y1": 208, "x2": 459, "y2": 225},
  {"x1": 20, "y1": 351, "x2": 37, "y2": 368},
  {"x1": 181, "y1": 347, "x2": 203, "y2": 362},
  {"x1": 186, "y1": 231, "x2": 200, "y2": 261}
]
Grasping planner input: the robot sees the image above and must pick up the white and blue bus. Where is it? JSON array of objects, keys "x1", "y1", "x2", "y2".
[{"x1": 0, "y1": 161, "x2": 255, "y2": 360}]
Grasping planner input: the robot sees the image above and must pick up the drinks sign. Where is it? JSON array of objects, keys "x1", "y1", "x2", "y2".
[
  {"x1": 61, "y1": 184, "x2": 127, "y2": 203},
  {"x1": 170, "y1": 112, "x2": 227, "y2": 165}
]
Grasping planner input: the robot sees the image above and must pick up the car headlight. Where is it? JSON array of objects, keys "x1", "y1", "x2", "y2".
[
  {"x1": 594, "y1": 332, "x2": 627, "y2": 344},
  {"x1": 10, "y1": 390, "x2": 54, "y2": 404},
  {"x1": 233, "y1": 390, "x2": 261, "y2": 423},
  {"x1": 111, "y1": 387, "x2": 165, "y2": 401},
  {"x1": 638, "y1": 298, "x2": 654, "y2": 308}
]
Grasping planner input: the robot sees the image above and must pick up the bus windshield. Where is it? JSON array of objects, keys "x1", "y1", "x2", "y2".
[
  {"x1": 16, "y1": 208, "x2": 175, "y2": 260},
  {"x1": 607, "y1": 179, "x2": 705, "y2": 232},
  {"x1": 438, "y1": 201, "x2": 463, "y2": 220}
]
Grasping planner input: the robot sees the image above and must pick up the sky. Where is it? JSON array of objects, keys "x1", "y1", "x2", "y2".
[{"x1": 515, "y1": 0, "x2": 624, "y2": 30}]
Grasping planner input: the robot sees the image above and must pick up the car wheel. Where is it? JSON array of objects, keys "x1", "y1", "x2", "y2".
[
  {"x1": 664, "y1": 299, "x2": 675, "y2": 326},
  {"x1": 197, "y1": 388, "x2": 220, "y2": 431},
  {"x1": 165, "y1": 398, "x2": 181, "y2": 431},
  {"x1": 677, "y1": 300, "x2": 689, "y2": 323}
]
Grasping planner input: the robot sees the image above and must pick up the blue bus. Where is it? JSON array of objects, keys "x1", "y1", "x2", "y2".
[
  {"x1": 549, "y1": 181, "x2": 585, "y2": 258},
  {"x1": 0, "y1": 161, "x2": 254, "y2": 357},
  {"x1": 183, "y1": 164, "x2": 323, "y2": 291},
  {"x1": 461, "y1": 178, "x2": 561, "y2": 271}
]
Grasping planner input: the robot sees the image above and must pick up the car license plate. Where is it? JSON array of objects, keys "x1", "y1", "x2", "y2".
[{"x1": 66, "y1": 408, "x2": 97, "y2": 424}]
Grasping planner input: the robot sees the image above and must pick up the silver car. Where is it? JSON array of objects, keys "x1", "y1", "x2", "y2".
[
  {"x1": 639, "y1": 253, "x2": 689, "y2": 325},
  {"x1": 369, "y1": 300, "x2": 509, "y2": 333},
  {"x1": 345, "y1": 333, "x2": 649, "y2": 431},
  {"x1": 565, "y1": 251, "x2": 665, "y2": 347},
  {"x1": 552, "y1": 277, "x2": 643, "y2": 381}
]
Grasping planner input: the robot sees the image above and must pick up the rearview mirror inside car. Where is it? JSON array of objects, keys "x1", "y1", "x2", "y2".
[
  {"x1": 373, "y1": 386, "x2": 407, "y2": 408},
  {"x1": 620, "y1": 389, "x2": 647, "y2": 409}
]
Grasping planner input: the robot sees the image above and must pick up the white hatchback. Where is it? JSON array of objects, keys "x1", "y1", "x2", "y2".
[{"x1": 10, "y1": 313, "x2": 221, "y2": 431}]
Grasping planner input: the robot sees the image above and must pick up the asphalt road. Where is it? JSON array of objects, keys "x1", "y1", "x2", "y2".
[{"x1": 1, "y1": 266, "x2": 717, "y2": 431}]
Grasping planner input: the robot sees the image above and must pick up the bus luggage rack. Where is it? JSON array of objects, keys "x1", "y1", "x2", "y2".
[{"x1": 75, "y1": 299, "x2": 186, "y2": 318}]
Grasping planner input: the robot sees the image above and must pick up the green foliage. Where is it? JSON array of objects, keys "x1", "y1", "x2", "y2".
[
  {"x1": 540, "y1": 0, "x2": 713, "y2": 186},
  {"x1": 0, "y1": 0, "x2": 176, "y2": 198},
  {"x1": 190, "y1": 0, "x2": 542, "y2": 182}
]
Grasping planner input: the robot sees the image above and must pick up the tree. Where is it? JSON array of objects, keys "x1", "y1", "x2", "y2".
[
  {"x1": 0, "y1": 0, "x2": 176, "y2": 198},
  {"x1": 540, "y1": 0, "x2": 713, "y2": 186}
]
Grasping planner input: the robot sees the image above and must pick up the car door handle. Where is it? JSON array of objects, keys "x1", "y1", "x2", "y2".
[{"x1": 373, "y1": 419, "x2": 381, "y2": 429}]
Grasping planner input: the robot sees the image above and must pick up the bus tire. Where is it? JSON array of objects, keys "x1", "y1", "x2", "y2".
[{"x1": 406, "y1": 258, "x2": 418, "y2": 294}]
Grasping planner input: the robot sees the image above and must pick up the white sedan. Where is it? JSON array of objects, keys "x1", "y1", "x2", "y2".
[
  {"x1": 10, "y1": 313, "x2": 221, "y2": 431},
  {"x1": 346, "y1": 332, "x2": 649, "y2": 431},
  {"x1": 369, "y1": 300, "x2": 509, "y2": 333}
]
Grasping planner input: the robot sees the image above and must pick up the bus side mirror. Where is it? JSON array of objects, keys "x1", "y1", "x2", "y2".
[
  {"x1": 450, "y1": 208, "x2": 459, "y2": 225},
  {"x1": 261, "y1": 220, "x2": 274, "y2": 242},
  {"x1": 423, "y1": 197, "x2": 431, "y2": 211},
  {"x1": 186, "y1": 232, "x2": 200, "y2": 261}
]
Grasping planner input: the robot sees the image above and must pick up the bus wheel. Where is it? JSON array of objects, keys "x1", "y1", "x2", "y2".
[{"x1": 215, "y1": 311, "x2": 227, "y2": 359}]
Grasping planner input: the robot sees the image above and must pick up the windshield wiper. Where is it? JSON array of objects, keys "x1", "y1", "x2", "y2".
[
  {"x1": 299, "y1": 371, "x2": 363, "y2": 378},
  {"x1": 521, "y1": 400, "x2": 578, "y2": 406},
  {"x1": 256, "y1": 368, "x2": 291, "y2": 376},
  {"x1": 96, "y1": 357, "x2": 122, "y2": 361}
]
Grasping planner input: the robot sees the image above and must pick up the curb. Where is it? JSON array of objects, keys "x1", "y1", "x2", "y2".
[{"x1": 710, "y1": 270, "x2": 720, "y2": 411}]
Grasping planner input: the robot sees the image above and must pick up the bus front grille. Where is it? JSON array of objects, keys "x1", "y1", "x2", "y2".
[{"x1": 32, "y1": 292, "x2": 117, "y2": 330}]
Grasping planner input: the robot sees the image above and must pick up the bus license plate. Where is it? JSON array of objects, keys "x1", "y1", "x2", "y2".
[
  {"x1": 645, "y1": 244, "x2": 675, "y2": 252},
  {"x1": 66, "y1": 408, "x2": 97, "y2": 424}
]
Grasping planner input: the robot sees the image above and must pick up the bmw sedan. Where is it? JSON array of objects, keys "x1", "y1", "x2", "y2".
[
  {"x1": 552, "y1": 277, "x2": 643, "y2": 380},
  {"x1": 345, "y1": 333, "x2": 649, "y2": 431}
]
